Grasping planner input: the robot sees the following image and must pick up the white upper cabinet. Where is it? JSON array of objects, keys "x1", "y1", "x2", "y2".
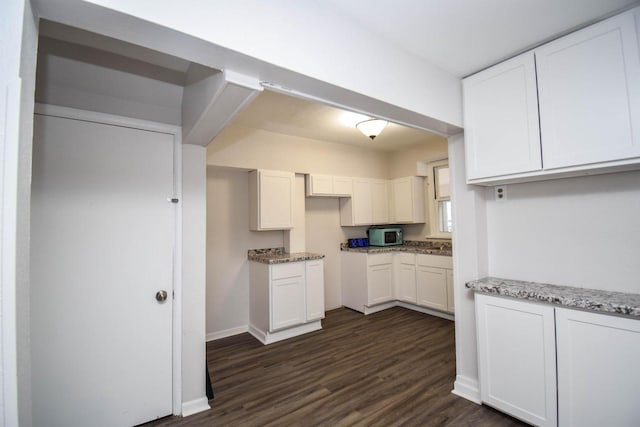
[
  {"x1": 249, "y1": 169, "x2": 295, "y2": 230},
  {"x1": 463, "y1": 52, "x2": 542, "y2": 181},
  {"x1": 463, "y1": 7, "x2": 640, "y2": 185},
  {"x1": 306, "y1": 174, "x2": 352, "y2": 197},
  {"x1": 370, "y1": 179, "x2": 389, "y2": 224},
  {"x1": 536, "y1": 11, "x2": 640, "y2": 169},
  {"x1": 391, "y1": 176, "x2": 425, "y2": 224}
]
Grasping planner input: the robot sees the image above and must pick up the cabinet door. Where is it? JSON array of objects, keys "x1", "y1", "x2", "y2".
[
  {"x1": 556, "y1": 308, "x2": 640, "y2": 427},
  {"x1": 416, "y1": 266, "x2": 447, "y2": 311},
  {"x1": 392, "y1": 177, "x2": 413, "y2": 223},
  {"x1": 367, "y1": 264, "x2": 393, "y2": 306},
  {"x1": 305, "y1": 260, "x2": 325, "y2": 321},
  {"x1": 307, "y1": 174, "x2": 333, "y2": 196},
  {"x1": 352, "y1": 178, "x2": 372, "y2": 225},
  {"x1": 536, "y1": 12, "x2": 640, "y2": 170},
  {"x1": 252, "y1": 170, "x2": 295, "y2": 230},
  {"x1": 332, "y1": 176, "x2": 352, "y2": 196},
  {"x1": 445, "y1": 269, "x2": 454, "y2": 313},
  {"x1": 475, "y1": 294, "x2": 557, "y2": 427},
  {"x1": 397, "y1": 263, "x2": 417, "y2": 303},
  {"x1": 270, "y1": 276, "x2": 305, "y2": 331},
  {"x1": 371, "y1": 179, "x2": 389, "y2": 224},
  {"x1": 463, "y1": 52, "x2": 541, "y2": 180}
]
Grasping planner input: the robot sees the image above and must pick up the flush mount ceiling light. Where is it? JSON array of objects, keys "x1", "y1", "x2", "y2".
[{"x1": 356, "y1": 118, "x2": 388, "y2": 140}]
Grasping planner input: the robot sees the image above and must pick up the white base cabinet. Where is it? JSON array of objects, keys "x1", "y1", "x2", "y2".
[
  {"x1": 343, "y1": 251, "x2": 454, "y2": 316},
  {"x1": 249, "y1": 260, "x2": 325, "y2": 344},
  {"x1": 475, "y1": 294, "x2": 557, "y2": 427},
  {"x1": 476, "y1": 293, "x2": 640, "y2": 427},
  {"x1": 556, "y1": 308, "x2": 640, "y2": 427}
]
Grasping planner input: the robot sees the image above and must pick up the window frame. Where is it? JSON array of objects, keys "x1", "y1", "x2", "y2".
[{"x1": 426, "y1": 159, "x2": 452, "y2": 238}]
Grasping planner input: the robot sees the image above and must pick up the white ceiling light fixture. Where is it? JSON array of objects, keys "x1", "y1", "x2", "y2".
[{"x1": 356, "y1": 118, "x2": 388, "y2": 140}]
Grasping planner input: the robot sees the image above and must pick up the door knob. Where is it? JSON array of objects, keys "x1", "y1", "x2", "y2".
[{"x1": 156, "y1": 290, "x2": 168, "y2": 303}]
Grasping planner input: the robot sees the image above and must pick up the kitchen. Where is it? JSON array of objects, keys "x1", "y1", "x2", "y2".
[
  {"x1": 4, "y1": 1, "x2": 640, "y2": 426},
  {"x1": 206, "y1": 90, "x2": 454, "y2": 343}
]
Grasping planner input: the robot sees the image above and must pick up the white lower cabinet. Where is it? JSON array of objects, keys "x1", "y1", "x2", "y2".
[
  {"x1": 416, "y1": 266, "x2": 447, "y2": 311},
  {"x1": 475, "y1": 294, "x2": 557, "y2": 427},
  {"x1": 305, "y1": 259, "x2": 325, "y2": 321},
  {"x1": 395, "y1": 253, "x2": 417, "y2": 303},
  {"x1": 555, "y1": 308, "x2": 640, "y2": 427},
  {"x1": 250, "y1": 260, "x2": 325, "y2": 344},
  {"x1": 342, "y1": 251, "x2": 453, "y2": 316},
  {"x1": 476, "y1": 293, "x2": 640, "y2": 427}
]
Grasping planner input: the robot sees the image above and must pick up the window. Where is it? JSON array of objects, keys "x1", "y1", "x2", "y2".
[
  {"x1": 425, "y1": 159, "x2": 452, "y2": 237},
  {"x1": 434, "y1": 165, "x2": 452, "y2": 233}
]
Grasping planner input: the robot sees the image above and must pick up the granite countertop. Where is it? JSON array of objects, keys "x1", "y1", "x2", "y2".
[
  {"x1": 248, "y1": 247, "x2": 325, "y2": 265},
  {"x1": 466, "y1": 277, "x2": 640, "y2": 318},
  {"x1": 340, "y1": 240, "x2": 452, "y2": 257}
]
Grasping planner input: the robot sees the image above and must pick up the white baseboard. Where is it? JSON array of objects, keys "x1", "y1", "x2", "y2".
[
  {"x1": 181, "y1": 397, "x2": 210, "y2": 417},
  {"x1": 248, "y1": 321, "x2": 322, "y2": 345},
  {"x1": 452, "y1": 375, "x2": 482, "y2": 404},
  {"x1": 396, "y1": 301, "x2": 455, "y2": 321},
  {"x1": 206, "y1": 325, "x2": 249, "y2": 342}
]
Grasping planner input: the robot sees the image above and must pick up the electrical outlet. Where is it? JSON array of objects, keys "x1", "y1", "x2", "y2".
[{"x1": 494, "y1": 186, "x2": 507, "y2": 201}]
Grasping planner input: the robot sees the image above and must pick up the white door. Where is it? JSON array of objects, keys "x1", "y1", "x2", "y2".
[
  {"x1": 367, "y1": 264, "x2": 393, "y2": 306},
  {"x1": 30, "y1": 114, "x2": 175, "y2": 426}
]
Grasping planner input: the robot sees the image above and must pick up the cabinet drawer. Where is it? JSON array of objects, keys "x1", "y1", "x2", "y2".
[
  {"x1": 396, "y1": 252, "x2": 416, "y2": 265},
  {"x1": 271, "y1": 262, "x2": 305, "y2": 280},
  {"x1": 367, "y1": 253, "x2": 393, "y2": 266},
  {"x1": 416, "y1": 254, "x2": 452, "y2": 269}
]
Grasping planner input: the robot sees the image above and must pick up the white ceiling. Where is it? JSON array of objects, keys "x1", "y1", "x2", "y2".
[
  {"x1": 228, "y1": 90, "x2": 445, "y2": 151},
  {"x1": 325, "y1": 0, "x2": 639, "y2": 76}
]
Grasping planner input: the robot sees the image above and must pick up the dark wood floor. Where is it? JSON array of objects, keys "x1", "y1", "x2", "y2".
[{"x1": 148, "y1": 307, "x2": 525, "y2": 426}]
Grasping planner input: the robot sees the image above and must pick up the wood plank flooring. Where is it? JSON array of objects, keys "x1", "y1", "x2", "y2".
[{"x1": 147, "y1": 307, "x2": 526, "y2": 426}]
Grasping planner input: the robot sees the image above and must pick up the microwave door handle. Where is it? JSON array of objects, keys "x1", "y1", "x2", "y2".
[{"x1": 396, "y1": 230, "x2": 401, "y2": 242}]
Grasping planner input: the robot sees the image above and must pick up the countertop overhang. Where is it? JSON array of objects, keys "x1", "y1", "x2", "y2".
[
  {"x1": 466, "y1": 277, "x2": 640, "y2": 318},
  {"x1": 248, "y1": 248, "x2": 324, "y2": 265}
]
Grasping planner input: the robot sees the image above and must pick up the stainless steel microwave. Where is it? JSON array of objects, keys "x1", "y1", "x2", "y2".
[{"x1": 368, "y1": 227, "x2": 403, "y2": 246}]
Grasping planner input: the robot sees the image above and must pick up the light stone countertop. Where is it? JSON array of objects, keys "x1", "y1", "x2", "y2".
[
  {"x1": 248, "y1": 247, "x2": 325, "y2": 265},
  {"x1": 466, "y1": 277, "x2": 640, "y2": 318}
]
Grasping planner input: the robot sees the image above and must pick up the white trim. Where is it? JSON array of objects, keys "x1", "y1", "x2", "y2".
[
  {"x1": 452, "y1": 375, "x2": 482, "y2": 404},
  {"x1": 172, "y1": 130, "x2": 183, "y2": 415},
  {"x1": 181, "y1": 397, "x2": 210, "y2": 417},
  {"x1": 33, "y1": 103, "x2": 181, "y2": 136},
  {"x1": 34, "y1": 103, "x2": 184, "y2": 417},
  {"x1": 206, "y1": 325, "x2": 249, "y2": 342},
  {"x1": 362, "y1": 301, "x2": 397, "y2": 315},
  {"x1": 1, "y1": 78, "x2": 22, "y2": 427},
  {"x1": 396, "y1": 301, "x2": 455, "y2": 321},
  {"x1": 248, "y1": 321, "x2": 322, "y2": 345}
]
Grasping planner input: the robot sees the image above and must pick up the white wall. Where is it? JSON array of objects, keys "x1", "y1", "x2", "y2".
[
  {"x1": 206, "y1": 168, "x2": 283, "y2": 339},
  {"x1": 305, "y1": 197, "x2": 368, "y2": 310},
  {"x1": 486, "y1": 170, "x2": 640, "y2": 293},
  {"x1": 208, "y1": 126, "x2": 390, "y2": 178},
  {"x1": 36, "y1": 37, "x2": 184, "y2": 126},
  {"x1": 181, "y1": 145, "x2": 209, "y2": 413},
  {"x1": 34, "y1": 0, "x2": 462, "y2": 135},
  {"x1": 0, "y1": 0, "x2": 39, "y2": 425}
]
